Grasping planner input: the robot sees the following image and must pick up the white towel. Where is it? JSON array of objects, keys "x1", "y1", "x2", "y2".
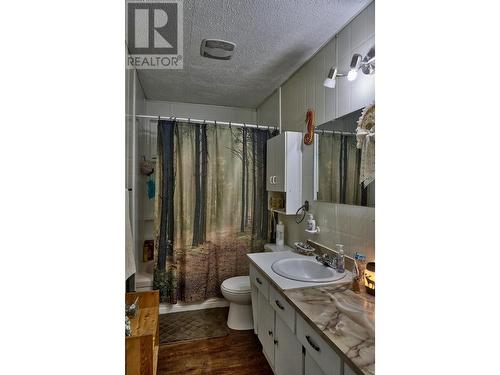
[
  {"x1": 356, "y1": 104, "x2": 375, "y2": 187},
  {"x1": 125, "y1": 189, "x2": 136, "y2": 280}
]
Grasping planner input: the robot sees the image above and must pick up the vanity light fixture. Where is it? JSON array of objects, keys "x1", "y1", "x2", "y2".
[
  {"x1": 361, "y1": 46, "x2": 376, "y2": 75},
  {"x1": 323, "y1": 67, "x2": 338, "y2": 88},
  {"x1": 347, "y1": 54, "x2": 362, "y2": 81},
  {"x1": 323, "y1": 46, "x2": 375, "y2": 87}
]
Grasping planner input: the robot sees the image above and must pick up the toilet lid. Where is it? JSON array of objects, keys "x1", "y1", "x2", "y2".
[{"x1": 221, "y1": 276, "x2": 251, "y2": 293}]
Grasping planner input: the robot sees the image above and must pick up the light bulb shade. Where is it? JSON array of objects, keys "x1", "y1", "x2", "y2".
[
  {"x1": 323, "y1": 77, "x2": 336, "y2": 88},
  {"x1": 361, "y1": 46, "x2": 375, "y2": 75},
  {"x1": 349, "y1": 54, "x2": 362, "y2": 70},
  {"x1": 347, "y1": 69, "x2": 358, "y2": 81},
  {"x1": 347, "y1": 54, "x2": 362, "y2": 81},
  {"x1": 324, "y1": 67, "x2": 337, "y2": 88}
]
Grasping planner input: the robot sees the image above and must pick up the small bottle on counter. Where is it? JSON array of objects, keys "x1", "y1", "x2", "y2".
[
  {"x1": 352, "y1": 252, "x2": 366, "y2": 293},
  {"x1": 336, "y1": 244, "x2": 345, "y2": 273},
  {"x1": 276, "y1": 220, "x2": 284, "y2": 246}
]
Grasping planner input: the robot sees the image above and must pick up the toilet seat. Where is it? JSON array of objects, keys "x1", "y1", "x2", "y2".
[{"x1": 221, "y1": 276, "x2": 251, "y2": 294}]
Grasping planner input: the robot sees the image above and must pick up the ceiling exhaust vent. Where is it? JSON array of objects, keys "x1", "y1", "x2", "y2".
[{"x1": 200, "y1": 39, "x2": 236, "y2": 60}]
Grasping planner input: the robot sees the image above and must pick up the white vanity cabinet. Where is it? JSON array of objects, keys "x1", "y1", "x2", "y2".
[
  {"x1": 296, "y1": 314, "x2": 342, "y2": 375},
  {"x1": 343, "y1": 364, "x2": 357, "y2": 375},
  {"x1": 251, "y1": 265, "x2": 302, "y2": 375},
  {"x1": 249, "y1": 262, "x2": 358, "y2": 375},
  {"x1": 305, "y1": 350, "x2": 327, "y2": 375},
  {"x1": 258, "y1": 291, "x2": 276, "y2": 367},
  {"x1": 266, "y1": 131, "x2": 302, "y2": 214},
  {"x1": 274, "y1": 315, "x2": 302, "y2": 375}
]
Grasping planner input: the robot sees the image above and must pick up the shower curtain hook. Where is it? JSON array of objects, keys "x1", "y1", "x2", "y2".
[
  {"x1": 256, "y1": 123, "x2": 259, "y2": 130},
  {"x1": 215, "y1": 120, "x2": 217, "y2": 127},
  {"x1": 229, "y1": 121, "x2": 232, "y2": 129},
  {"x1": 188, "y1": 117, "x2": 190, "y2": 124}
]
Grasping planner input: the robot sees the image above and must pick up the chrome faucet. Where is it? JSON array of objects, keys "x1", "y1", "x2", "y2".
[{"x1": 315, "y1": 253, "x2": 337, "y2": 269}]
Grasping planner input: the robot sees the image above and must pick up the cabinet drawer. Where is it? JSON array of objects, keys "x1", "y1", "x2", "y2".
[
  {"x1": 270, "y1": 285, "x2": 295, "y2": 333},
  {"x1": 296, "y1": 314, "x2": 342, "y2": 375},
  {"x1": 249, "y1": 264, "x2": 269, "y2": 300}
]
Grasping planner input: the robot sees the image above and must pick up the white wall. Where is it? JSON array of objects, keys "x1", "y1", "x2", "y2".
[
  {"x1": 257, "y1": 2, "x2": 375, "y2": 261},
  {"x1": 145, "y1": 100, "x2": 256, "y2": 124},
  {"x1": 256, "y1": 90, "x2": 279, "y2": 128},
  {"x1": 126, "y1": 65, "x2": 146, "y2": 279}
]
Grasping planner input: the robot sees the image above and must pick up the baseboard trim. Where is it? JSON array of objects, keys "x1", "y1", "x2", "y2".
[{"x1": 159, "y1": 298, "x2": 229, "y2": 314}]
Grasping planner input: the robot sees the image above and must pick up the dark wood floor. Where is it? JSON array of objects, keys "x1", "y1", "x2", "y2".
[{"x1": 157, "y1": 329, "x2": 274, "y2": 375}]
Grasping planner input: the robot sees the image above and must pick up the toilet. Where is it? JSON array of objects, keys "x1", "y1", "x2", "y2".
[{"x1": 221, "y1": 276, "x2": 253, "y2": 330}]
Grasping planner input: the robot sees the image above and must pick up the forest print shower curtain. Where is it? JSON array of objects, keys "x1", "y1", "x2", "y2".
[{"x1": 153, "y1": 120, "x2": 274, "y2": 303}]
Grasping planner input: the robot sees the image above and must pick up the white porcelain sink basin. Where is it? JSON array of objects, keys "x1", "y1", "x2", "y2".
[{"x1": 271, "y1": 258, "x2": 347, "y2": 283}]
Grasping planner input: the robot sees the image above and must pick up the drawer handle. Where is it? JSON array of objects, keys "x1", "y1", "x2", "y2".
[
  {"x1": 256, "y1": 277, "x2": 263, "y2": 285},
  {"x1": 306, "y1": 335, "x2": 321, "y2": 352},
  {"x1": 275, "y1": 300, "x2": 285, "y2": 310},
  {"x1": 268, "y1": 330, "x2": 273, "y2": 336}
]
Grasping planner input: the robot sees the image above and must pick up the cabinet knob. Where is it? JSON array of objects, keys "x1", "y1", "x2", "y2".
[
  {"x1": 256, "y1": 277, "x2": 263, "y2": 285},
  {"x1": 268, "y1": 330, "x2": 273, "y2": 336},
  {"x1": 273, "y1": 339, "x2": 278, "y2": 345}
]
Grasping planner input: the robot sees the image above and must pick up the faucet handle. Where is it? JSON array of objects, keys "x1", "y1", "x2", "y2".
[
  {"x1": 316, "y1": 253, "x2": 337, "y2": 268},
  {"x1": 315, "y1": 254, "x2": 327, "y2": 262}
]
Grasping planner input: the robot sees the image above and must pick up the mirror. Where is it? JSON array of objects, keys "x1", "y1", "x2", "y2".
[{"x1": 314, "y1": 109, "x2": 375, "y2": 207}]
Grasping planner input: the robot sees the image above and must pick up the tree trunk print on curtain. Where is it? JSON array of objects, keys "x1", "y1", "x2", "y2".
[
  {"x1": 153, "y1": 120, "x2": 176, "y2": 303},
  {"x1": 154, "y1": 121, "x2": 274, "y2": 304},
  {"x1": 192, "y1": 124, "x2": 207, "y2": 246}
]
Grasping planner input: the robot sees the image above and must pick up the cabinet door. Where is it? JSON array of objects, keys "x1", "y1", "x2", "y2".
[
  {"x1": 274, "y1": 315, "x2": 302, "y2": 375},
  {"x1": 250, "y1": 283, "x2": 259, "y2": 334},
  {"x1": 273, "y1": 133, "x2": 286, "y2": 191},
  {"x1": 266, "y1": 135, "x2": 277, "y2": 191},
  {"x1": 344, "y1": 363, "x2": 357, "y2": 375},
  {"x1": 257, "y1": 292, "x2": 275, "y2": 368},
  {"x1": 305, "y1": 350, "x2": 327, "y2": 375},
  {"x1": 297, "y1": 314, "x2": 342, "y2": 375}
]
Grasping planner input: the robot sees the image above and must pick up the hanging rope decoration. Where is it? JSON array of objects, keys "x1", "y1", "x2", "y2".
[{"x1": 303, "y1": 109, "x2": 315, "y2": 145}]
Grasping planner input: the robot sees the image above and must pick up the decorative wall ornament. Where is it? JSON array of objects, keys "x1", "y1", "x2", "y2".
[{"x1": 303, "y1": 109, "x2": 315, "y2": 145}]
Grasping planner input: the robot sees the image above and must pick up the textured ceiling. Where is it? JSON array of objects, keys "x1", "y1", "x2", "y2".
[{"x1": 137, "y1": 0, "x2": 371, "y2": 108}]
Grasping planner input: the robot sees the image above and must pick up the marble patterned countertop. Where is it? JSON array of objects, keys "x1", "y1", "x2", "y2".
[{"x1": 285, "y1": 284, "x2": 375, "y2": 375}]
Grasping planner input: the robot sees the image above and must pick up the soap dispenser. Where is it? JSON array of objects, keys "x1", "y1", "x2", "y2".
[{"x1": 336, "y1": 244, "x2": 345, "y2": 273}]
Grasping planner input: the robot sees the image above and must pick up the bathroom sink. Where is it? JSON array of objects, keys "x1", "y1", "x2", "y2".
[{"x1": 271, "y1": 258, "x2": 347, "y2": 283}]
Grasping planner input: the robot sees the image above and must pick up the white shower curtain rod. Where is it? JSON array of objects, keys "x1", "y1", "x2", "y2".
[
  {"x1": 135, "y1": 114, "x2": 278, "y2": 130},
  {"x1": 314, "y1": 129, "x2": 357, "y2": 136}
]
